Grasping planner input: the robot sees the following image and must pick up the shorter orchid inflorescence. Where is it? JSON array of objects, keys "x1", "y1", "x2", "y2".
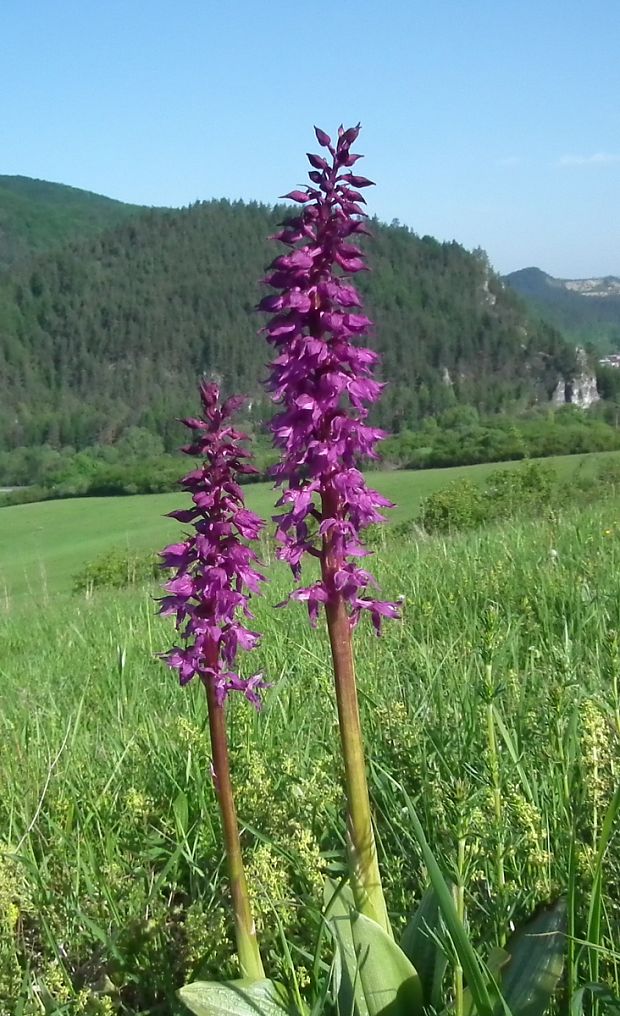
[
  {"x1": 160, "y1": 380, "x2": 268, "y2": 708},
  {"x1": 159, "y1": 379, "x2": 267, "y2": 981}
]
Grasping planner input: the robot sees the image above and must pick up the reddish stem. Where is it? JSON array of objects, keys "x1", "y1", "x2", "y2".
[{"x1": 204, "y1": 644, "x2": 264, "y2": 979}]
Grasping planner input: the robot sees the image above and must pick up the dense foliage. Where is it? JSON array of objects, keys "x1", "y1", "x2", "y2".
[
  {"x1": 0, "y1": 197, "x2": 577, "y2": 452},
  {"x1": 382, "y1": 403, "x2": 620, "y2": 469},
  {"x1": 416, "y1": 456, "x2": 620, "y2": 533},
  {"x1": 4, "y1": 407, "x2": 620, "y2": 507},
  {"x1": 0, "y1": 427, "x2": 277, "y2": 505}
]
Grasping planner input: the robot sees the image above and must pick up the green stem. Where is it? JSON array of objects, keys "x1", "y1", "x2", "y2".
[
  {"x1": 591, "y1": 732, "x2": 599, "y2": 850},
  {"x1": 321, "y1": 490, "x2": 391, "y2": 936},
  {"x1": 454, "y1": 835, "x2": 466, "y2": 1016},
  {"x1": 613, "y1": 668, "x2": 620, "y2": 740},
  {"x1": 485, "y1": 689, "x2": 505, "y2": 944},
  {"x1": 557, "y1": 718, "x2": 571, "y2": 811},
  {"x1": 204, "y1": 675, "x2": 265, "y2": 980},
  {"x1": 567, "y1": 830, "x2": 577, "y2": 1004}
]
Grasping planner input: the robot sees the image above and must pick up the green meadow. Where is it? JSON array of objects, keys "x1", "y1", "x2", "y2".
[
  {"x1": 1, "y1": 450, "x2": 618, "y2": 604},
  {"x1": 0, "y1": 456, "x2": 619, "y2": 1014}
]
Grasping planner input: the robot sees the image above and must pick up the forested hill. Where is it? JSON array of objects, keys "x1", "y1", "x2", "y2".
[
  {"x1": 0, "y1": 176, "x2": 146, "y2": 271},
  {"x1": 505, "y1": 267, "x2": 620, "y2": 352},
  {"x1": 0, "y1": 197, "x2": 575, "y2": 451}
]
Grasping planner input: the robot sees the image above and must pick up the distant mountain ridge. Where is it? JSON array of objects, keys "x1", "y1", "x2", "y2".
[
  {"x1": 0, "y1": 175, "x2": 148, "y2": 271},
  {"x1": 504, "y1": 267, "x2": 620, "y2": 350},
  {"x1": 562, "y1": 276, "x2": 620, "y2": 298}
]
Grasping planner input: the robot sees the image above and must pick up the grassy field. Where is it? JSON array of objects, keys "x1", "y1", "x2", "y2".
[
  {"x1": 0, "y1": 488, "x2": 619, "y2": 1013},
  {"x1": 1, "y1": 450, "x2": 619, "y2": 604}
]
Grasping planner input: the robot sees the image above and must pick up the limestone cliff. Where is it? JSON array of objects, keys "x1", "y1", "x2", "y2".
[{"x1": 552, "y1": 347, "x2": 600, "y2": 408}]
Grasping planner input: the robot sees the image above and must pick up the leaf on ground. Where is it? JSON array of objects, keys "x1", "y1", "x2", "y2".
[{"x1": 178, "y1": 978, "x2": 298, "y2": 1016}]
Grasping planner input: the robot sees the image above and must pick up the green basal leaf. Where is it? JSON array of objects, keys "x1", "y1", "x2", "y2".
[
  {"x1": 400, "y1": 882, "x2": 449, "y2": 1009},
  {"x1": 500, "y1": 898, "x2": 567, "y2": 1016},
  {"x1": 178, "y1": 978, "x2": 300, "y2": 1016},
  {"x1": 351, "y1": 911, "x2": 424, "y2": 1016},
  {"x1": 324, "y1": 877, "x2": 370, "y2": 1016}
]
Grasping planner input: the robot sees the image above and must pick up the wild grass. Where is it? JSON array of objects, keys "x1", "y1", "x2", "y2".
[{"x1": 1, "y1": 497, "x2": 619, "y2": 1013}]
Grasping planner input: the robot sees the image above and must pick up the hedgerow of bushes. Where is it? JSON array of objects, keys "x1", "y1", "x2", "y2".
[{"x1": 418, "y1": 458, "x2": 620, "y2": 534}]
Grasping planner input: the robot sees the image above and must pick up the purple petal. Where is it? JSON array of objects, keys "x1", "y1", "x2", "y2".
[
  {"x1": 307, "y1": 152, "x2": 329, "y2": 171},
  {"x1": 280, "y1": 189, "x2": 312, "y2": 203},
  {"x1": 341, "y1": 173, "x2": 375, "y2": 188},
  {"x1": 314, "y1": 127, "x2": 332, "y2": 147}
]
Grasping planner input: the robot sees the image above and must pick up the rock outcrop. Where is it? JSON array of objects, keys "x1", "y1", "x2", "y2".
[{"x1": 552, "y1": 346, "x2": 600, "y2": 408}]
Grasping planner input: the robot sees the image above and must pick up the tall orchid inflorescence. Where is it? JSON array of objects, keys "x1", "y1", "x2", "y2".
[
  {"x1": 260, "y1": 125, "x2": 395, "y2": 935},
  {"x1": 259, "y1": 124, "x2": 398, "y2": 634},
  {"x1": 160, "y1": 379, "x2": 268, "y2": 708}
]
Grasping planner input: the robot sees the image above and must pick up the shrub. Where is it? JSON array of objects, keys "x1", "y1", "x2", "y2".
[
  {"x1": 484, "y1": 461, "x2": 555, "y2": 519},
  {"x1": 0, "y1": 485, "x2": 48, "y2": 507},
  {"x1": 72, "y1": 548, "x2": 162, "y2": 595},
  {"x1": 418, "y1": 478, "x2": 486, "y2": 533},
  {"x1": 419, "y1": 463, "x2": 557, "y2": 534}
]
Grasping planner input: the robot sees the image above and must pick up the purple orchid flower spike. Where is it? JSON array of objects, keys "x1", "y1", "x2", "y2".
[
  {"x1": 159, "y1": 379, "x2": 268, "y2": 708},
  {"x1": 259, "y1": 124, "x2": 398, "y2": 634}
]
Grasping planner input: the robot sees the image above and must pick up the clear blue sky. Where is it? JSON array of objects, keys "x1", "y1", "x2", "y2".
[{"x1": 2, "y1": 0, "x2": 618, "y2": 277}]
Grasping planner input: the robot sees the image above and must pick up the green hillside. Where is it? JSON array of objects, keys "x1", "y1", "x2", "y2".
[
  {"x1": 505, "y1": 266, "x2": 620, "y2": 351},
  {"x1": 0, "y1": 197, "x2": 575, "y2": 450},
  {"x1": 0, "y1": 175, "x2": 147, "y2": 271}
]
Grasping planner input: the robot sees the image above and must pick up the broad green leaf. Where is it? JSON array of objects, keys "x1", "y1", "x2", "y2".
[
  {"x1": 324, "y1": 877, "x2": 370, "y2": 1016},
  {"x1": 351, "y1": 911, "x2": 424, "y2": 1016},
  {"x1": 500, "y1": 898, "x2": 567, "y2": 1016},
  {"x1": 400, "y1": 883, "x2": 449, "y2": 1009},
  {"x1": 178, "y1": 978, "x2": 297, "y2": 1016}
]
